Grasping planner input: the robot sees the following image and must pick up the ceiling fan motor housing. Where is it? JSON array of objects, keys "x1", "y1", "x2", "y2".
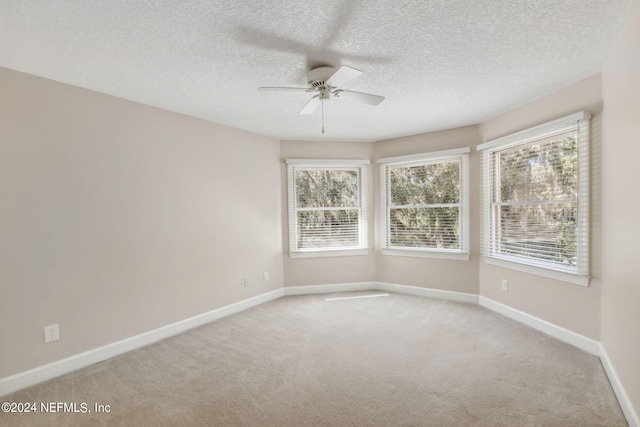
[{"x1": 307, "y1": 66, "x2": 336, "y2": 88}]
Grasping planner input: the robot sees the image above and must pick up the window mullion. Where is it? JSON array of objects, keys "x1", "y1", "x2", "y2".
[
  {"x1": 381, "y1": 151, "x2": 469, "y2": 254},
  {"x1": 287, "y1": 161, "x2": 368, "y2": 256},
  {"x1": 391, "y1": 203, "x2": 461, "y2": 209},
  {"x1": 478, "y1": 112, "x2": 590, "y2": 281}
]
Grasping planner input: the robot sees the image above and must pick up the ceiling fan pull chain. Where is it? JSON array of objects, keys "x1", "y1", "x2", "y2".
[{"x1": 321, "y1": 99, "x2": 325, "y2": 134}]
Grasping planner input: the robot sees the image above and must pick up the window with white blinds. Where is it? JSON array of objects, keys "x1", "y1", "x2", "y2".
[
  {"x1": 378, "y1": 148, "x2": 470, "y2": 260},
  {"x1": 478, "y1": 112, "x2": 590, "y2": 284},
  {"x1": 287, "y1": 159, "x2": 368, "y2": 258}
]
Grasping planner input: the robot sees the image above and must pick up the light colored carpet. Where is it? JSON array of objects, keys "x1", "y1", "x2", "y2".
[{"x1": 1, "y1": 291, "x2": 626, "y2": 426}]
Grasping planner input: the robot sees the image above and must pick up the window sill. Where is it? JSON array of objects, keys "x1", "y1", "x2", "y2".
[
  {"x1": 483, "y1": 256, "x2": 590, "y2": 286},
  {"x1": 289, "y1": 249, "x2": 369, "y2": 259},
  {"x1": 382, "y1": 248, "x2": 470, "y2": 261}
]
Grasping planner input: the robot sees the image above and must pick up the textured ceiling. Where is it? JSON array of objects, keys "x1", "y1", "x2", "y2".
[{"x1": 1, "y1": 0, "x2": 637, "y2": 142}]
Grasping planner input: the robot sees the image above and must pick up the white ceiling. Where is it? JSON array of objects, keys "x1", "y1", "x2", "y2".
[{"x1": 1, "y1": 0, "x2": 637, "y2": 142}]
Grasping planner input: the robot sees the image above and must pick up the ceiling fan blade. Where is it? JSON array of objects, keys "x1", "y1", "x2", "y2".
[
  {"x1": 326, "y1": 65, "x2": 362, "y2": 87},
  {"x1": 299, "y1": 96, "x2": 320, "y2": 115},
  {"x1": 337, "y1": 90, "x2": 385, "y2": 106},
  {"x1": 258, "y1": 87, "x2": 310, "y2": 92}
]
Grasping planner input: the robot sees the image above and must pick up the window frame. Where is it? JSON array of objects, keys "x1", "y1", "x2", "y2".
[
  {"x1": 286, "y1": 159, "x2": 369, "y2": 259},
  {"x1": 477, "y1": 111, "x2": 590, "y2": 286},
  {"x1": 378, "y1": 148, "x2": 471, "y2": 260}
]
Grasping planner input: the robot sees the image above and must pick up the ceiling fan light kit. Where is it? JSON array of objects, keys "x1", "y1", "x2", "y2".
[{"x1": 258, "y1": 65, "x2": 384, "y2": 134}]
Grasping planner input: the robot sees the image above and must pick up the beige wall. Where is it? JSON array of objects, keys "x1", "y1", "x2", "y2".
[
  {"x1": 0, "y1": 67, "x2": 284, "y2": 378},
  {"x1": 601, "y1": 3, "x2": 640, "y2": 417},
  {"x1": 280, "y1": 127, "x2": 481, "y2": 294},
  {"x1": 373, "y1": 126, "x2": 481, "y2": 294},
  {"x1": 280, "y1": 140, "x2": 377, "y2": 286},
  {"x1": 478, "y1": 74, "x2": 603, "y2": 339},
  {"x1": 4, "y1": 16, "x2": 639, "y2": 414}
]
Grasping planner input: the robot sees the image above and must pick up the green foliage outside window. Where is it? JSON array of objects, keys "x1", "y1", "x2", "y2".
[
  {"x1": 388, "y1": 161, "x2": 461, "y2": 249},
  {"x1": 294, "y1": 169, "x2": 360, "y2": 249},
  {"x1": 496, "y1": 132, "x2": 578, "y2": 267}
]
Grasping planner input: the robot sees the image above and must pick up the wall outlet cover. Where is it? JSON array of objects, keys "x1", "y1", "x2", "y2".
[{"x1": 44, "y1": 324, "x2": 60, "y2": 343}]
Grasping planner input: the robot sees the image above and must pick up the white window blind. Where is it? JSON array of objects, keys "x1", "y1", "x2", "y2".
[
  {"x1": 478, "y1": 112, "x2": 590, "y2": 281},
  {"x1": 379, "y1": 148, "x2": 470, "y2": 259},
  {"x1": 287, "y1": 160, "x2": 368, "y2": 257}
]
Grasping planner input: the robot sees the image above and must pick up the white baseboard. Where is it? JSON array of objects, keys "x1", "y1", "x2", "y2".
[
  {"x1": 282, "y1": 285, "x2": 620, "y2": 379},
  {"x1": 0, "y1": 289, "x2": 284, "y2": 397},
  {"x1": 475, "y1": 297, "x2": 637, "y2": 427},
  {"x1": 376, "y1": 282, "x2": 479, "y2": 304},
  {"x1": 284, "y1": 282, "x2": 376, "y2": 295},
  {"x1": 283, "y1": 281, "x2": 479, "y2": 305},
  {"x1": 600, "y1": 345, "x2": 640, "y2": 427},
  {"x1": 478, "y1": 296, "x2": 600, "y2": 355},
  {"x1": 2, "y1": 284, "x2": 636, "y2": 427}
]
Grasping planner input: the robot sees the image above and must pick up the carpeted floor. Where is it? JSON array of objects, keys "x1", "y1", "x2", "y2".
[{"x1": 1, "y1": 291, "x2": 627, "y2": 426}]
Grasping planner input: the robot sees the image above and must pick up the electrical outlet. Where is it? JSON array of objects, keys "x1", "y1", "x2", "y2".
[
  {"x1": 501, "y1": 279, "x2": 508, "y2": 292},
  {"x1": 263, "y1": 272, "x2": 269, "y2": 282},
  {"x1": 243, "y1": 277, "x2": 249, "y2": 287},
  {"x1": 44, "y1": 324, "x2": 59, "y2": 343}
]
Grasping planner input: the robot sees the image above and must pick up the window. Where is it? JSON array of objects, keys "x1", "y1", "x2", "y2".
[
  {"x1": 478, "y1": 112, "x2": 590, "y2": 285},
  {"x1": 379, "y1": 148, "x2": 470, "y2": 260},
  {"x1": 286, "y1": 159, "x2": 368, "y2": 258}
]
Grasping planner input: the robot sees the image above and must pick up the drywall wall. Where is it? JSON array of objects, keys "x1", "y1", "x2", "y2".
[
  {"x1": 601, "y1": 2, "x2": 640, "y2": 420},
  {"x1": 373, "y1": 126, "x2": 481, "y2": 294},
  {"x1": 478, "y1": 74, "x2": 603, "y2": 339},
  {"x1": 0, "y1": 67, "x2": 283, "y2": 378},
  {"x1": 280, "y1": 127, "x2": 481, "y2": 294},
  {"x1": 280, "y1": 140, "x2": 377, "y2": 286}
]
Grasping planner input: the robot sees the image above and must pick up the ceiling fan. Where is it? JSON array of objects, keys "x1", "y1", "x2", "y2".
[{"x1": 258, "y1": 65, "x2": 384, "y2": 133}]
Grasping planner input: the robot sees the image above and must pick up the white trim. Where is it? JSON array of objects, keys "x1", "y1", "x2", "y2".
[
  {"x1": 288, "y1": 285, "x2": 604, "y2": 358},
  {"x1": 478, "y1": 296, "x2": 600, "y2": 355},
  {"x1": 376, "y1": 282, "x2": 479, "y2": 304},
  {"x1": 3, "y1": 284, "x2": 636, "y2": 427},
  {"x1": 0, "y1": 289, "x2": 284, "y2": 397},
  {"x1": 460, "y1": 152, "x2": 470, "y2": 254},
  {"x1": 377, "y1": 147, "x2": 471, "y2": 165},
  {"x1": 379, "y1": 150, "x2": 470, "y2": 255},
  {"x1": 289, "y1": 248, "x2": 369, "y2": 259},
  {"x1": 283, "y1": 282, "x2": 376, "y2": 295},
  {"x1": 483, "y1": 256, "x2": 590, "y2": 286},
  {"x1": 479, "y1": 112, "x2": 590, "y2": 283},
  {"x1": 287, "y1": 161, "x2": 368, "y2": 256},
  {"x1": 381, "y1": 248, "x2": 470, "y2": 261},
  {"x1": 283, "y1": 281, "x2": 479, "y2": 305},
  {"x1": 286, "y1": 158, "x2": 370, "y2": 166},
  {"x1": 600, "y1": 345, "x2": 640, "y2": 427},
  {"x1": 477, "y1": 111, "x2": 590, "y2": 151}
]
